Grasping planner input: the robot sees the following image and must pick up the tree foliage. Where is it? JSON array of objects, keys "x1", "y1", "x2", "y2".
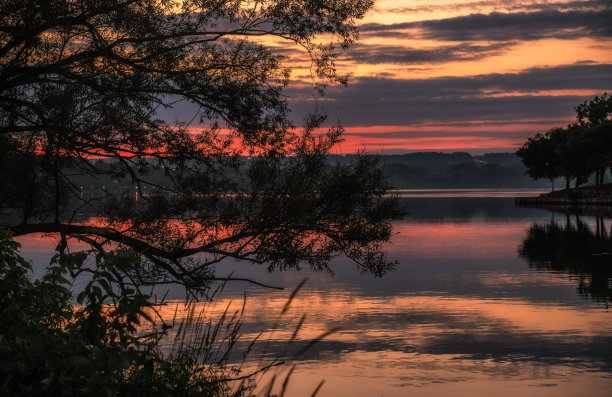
[
  {"x1": 516, "y1": 130, "x2": 561, "y2": 184},
  {"x1": 0, "y1": 0, "x2": 402, "y2": 289}
]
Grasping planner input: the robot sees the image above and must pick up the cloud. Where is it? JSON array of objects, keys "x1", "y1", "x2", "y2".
[
  {"x1": 310, "y1": 95, "x2": 582, "y2": 126},
  {"x1": 157, "y1": 62, "x2": 612, "y2": 152},
  {"x1": 361, "y1": 8, "x2": 612, "y2": 41},
  {"x1": 381, "y1": 0, "x2": 610, "y2": 15},
  {"x1": 345, "y1": 42, "x2": 515, "y2": 65},
  {"x1": 286, "y1": 63, "x2": 612, "y2": 126}
]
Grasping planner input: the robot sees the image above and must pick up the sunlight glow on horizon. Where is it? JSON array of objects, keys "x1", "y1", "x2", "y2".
[{"x1": 155, "y1": 0, "x2": 612, "y2": 154}]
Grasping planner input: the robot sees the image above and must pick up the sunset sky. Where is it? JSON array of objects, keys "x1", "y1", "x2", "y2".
[
  {"x1": 160, "y1": 1, "x2": 612, "y2": 155},
  {"x1": 285, "y1": 0, "x2": 612, "y2": 154}
]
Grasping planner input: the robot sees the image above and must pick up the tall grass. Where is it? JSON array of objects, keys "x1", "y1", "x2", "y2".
[{"x1": 0, "y1": 230, "x2": 336, "y2": 396}]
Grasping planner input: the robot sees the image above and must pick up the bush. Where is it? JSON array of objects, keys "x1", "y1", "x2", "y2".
[{"x1": 0, "y1": 230, "x2": 247, "y2": 397}]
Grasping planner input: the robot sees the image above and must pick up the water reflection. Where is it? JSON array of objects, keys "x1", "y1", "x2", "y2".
[
  {"x1": 13, "y1": 194, "x2": 612, "y2": 396},
  {"x1": 154, "y1": 290, "x2": 612, "y2": 396},
  {"x1": 519, "y1": 214, "x2": 612, "y2": 303}
]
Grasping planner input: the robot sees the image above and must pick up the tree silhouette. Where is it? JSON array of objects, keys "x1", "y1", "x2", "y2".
[
  {"x1": 517, "y1": 130, "x2": 561, "y2": 189},
  {"x1": 517, "y1": 94, "x2": 612, "y2": 189},
  {"x1": 575, "y1": 93, "x2": 612, "y2": 186},
  {"x1": 0, "y1": 0, "x2": 401, "y2": 289}
]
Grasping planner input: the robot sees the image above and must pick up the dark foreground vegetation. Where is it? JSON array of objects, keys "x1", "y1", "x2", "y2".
[
  {"x1": 0, "y1": 0, "x2": 401, "y2": 395},
  {"x1": 1, "y1": 231, "x2": 248, "y2": 396}
]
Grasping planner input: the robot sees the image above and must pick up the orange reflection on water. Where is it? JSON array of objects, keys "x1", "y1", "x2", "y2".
[
  {"x1": 171, "y1": 291, "x2": 610, "y2": 340},
  {"x1": 153, "y1": 288, "x2": 612, "y2": 396}
]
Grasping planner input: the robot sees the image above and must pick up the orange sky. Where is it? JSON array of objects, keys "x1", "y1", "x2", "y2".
[{"x1": 158, "y1": 1, "x2": 612, "y2": 154}]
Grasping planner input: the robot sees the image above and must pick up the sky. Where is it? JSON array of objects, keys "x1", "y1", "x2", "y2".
[
  {"x1": 160, "y1": 0, "x2": 612, "y2": 155},
  {"x1": 284, "y1": 0, "x2": 612, "y2": 154}
]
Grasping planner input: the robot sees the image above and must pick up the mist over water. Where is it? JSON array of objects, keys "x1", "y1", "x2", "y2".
[{"x1": 17, "y1": 191, "x2": 612, "y2": 396}]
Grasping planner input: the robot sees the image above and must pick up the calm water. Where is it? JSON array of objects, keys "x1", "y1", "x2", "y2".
[{"x1": 16, "y1": 190, "x2": 612, "y2": 396}]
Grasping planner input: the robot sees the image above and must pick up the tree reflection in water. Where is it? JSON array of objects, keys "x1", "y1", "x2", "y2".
[{"x1": 519, "y1": 212, "x2": 612, "y2": 303}]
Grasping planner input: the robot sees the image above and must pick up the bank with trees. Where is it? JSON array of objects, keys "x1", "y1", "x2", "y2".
[{"x1": 517, "y1": 94, "x2": 612, "y2": 191}]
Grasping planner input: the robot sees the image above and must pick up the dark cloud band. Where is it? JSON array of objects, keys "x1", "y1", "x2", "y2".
[
  {"x1": 345, "y1": 42, "x2": 515, "y2": 64},
  {"x1": 361, "y1": 8, "x2": 612, "y2": 41},
  {"x1": 287, "y1": 63, "x2": 612, "y2": 126},
  {"x1": 382, "y1": 0, "x2": 610, "y2": 16}
]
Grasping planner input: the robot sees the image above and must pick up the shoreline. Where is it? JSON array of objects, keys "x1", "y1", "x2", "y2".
[{"x1": 515, "y1": 183, "x2": 612, "y2": 211}]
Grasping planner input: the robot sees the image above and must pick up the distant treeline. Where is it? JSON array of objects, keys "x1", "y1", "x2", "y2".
[
  {"x1": 373, "y1": 152, "x2": 563, "y2": 189},
  {"x1": 70, "y1": 152, "x2": 598, "y2": 192}
]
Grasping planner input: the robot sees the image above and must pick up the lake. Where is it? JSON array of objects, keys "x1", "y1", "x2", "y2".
[{"x1": 16, "y1": 190, "x2": 612, "y2": 396}]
